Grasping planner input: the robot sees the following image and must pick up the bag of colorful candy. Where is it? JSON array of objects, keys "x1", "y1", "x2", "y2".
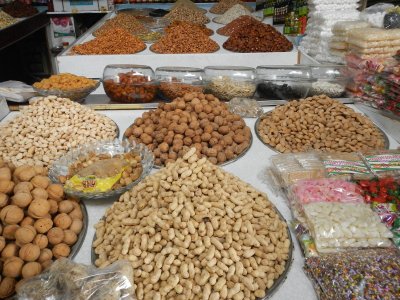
[{"x1": 304, "y1": 248, "x2": 400, "y2": 300}]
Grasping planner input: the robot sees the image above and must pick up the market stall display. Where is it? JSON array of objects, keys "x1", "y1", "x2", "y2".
[
  {"x1": 255, "y1": 95, "x2": 387, "y2": 153},
  {"x1": 49, "y1": 140, "x2": 154, "y2": 201},
  {"x1": 93, "y1": 148, "x2": 292, "y2": 300},
  {"x1": 103, "y1": 64, "x2": 159, "y2": 103},
  {"x1": 71, "y1": 28, "x2": 146, "y2": 55},
  {"x1": 0, "y1": 162, "x2": 86, "y2": 298},
  {"x1": 33, "y1": 73, "x2": 99, "y2": 102},
  {"x1": 0, "y1": 97, "x2": 118, "y2": 167},
  {"x1": 2, "y1": 2, "x2": 38, "y2": 18},
  {"x1": 223, "y1": 23, "x2": 293, "y2": 53},
  {"x1": 124, "y1": 92, "x2": 252, "y2": 167}
]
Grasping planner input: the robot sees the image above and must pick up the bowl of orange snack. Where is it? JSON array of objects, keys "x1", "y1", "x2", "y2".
[{"x1": 33, "y1": 73, "x2": 100, "y2": 102}]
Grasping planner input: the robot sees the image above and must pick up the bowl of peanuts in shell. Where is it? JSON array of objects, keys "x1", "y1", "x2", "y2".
[{"x1": 33, "y1": 73, "x2": 100, "y2": 103}]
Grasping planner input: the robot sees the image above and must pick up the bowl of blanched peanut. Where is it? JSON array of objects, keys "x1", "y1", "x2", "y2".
[{"x1": 33, "y1": 73, "x2": 100, "y2": 102}]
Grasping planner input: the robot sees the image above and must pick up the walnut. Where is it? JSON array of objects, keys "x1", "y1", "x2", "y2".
[
  {"x1": 11, "y1": 192, "x2": 32, "y2": 208},
  {"x1": 0, "y1": 277, "x2": 16, "y2": 298},
  {"x1": 19, "y1": 243, "x2": 40, "y2": 262},
  {"x1": 0, "y1": 181, "x2": 14, "y2": 194},
  {"x1": 0, "y1": 205, "x2": 24, "y2": 224},
  {"x1": 30, "y1": 175, "x2": 51, "y2": 189},
  {"x1": 46, "y1": 184, "x2": 64, "y2": 201},
  {"x1": 54, "y1": 213, "x2": 72, "y2": 230},
  {"x1": 3, "y1": 256, "x2": 24, "y2": 278},
  {"x1": 47, "y1": 227, "x2": 64, "y2": 245},
  {"x1": 15, "y1": 225, "x2": 37, "y2": 245},
  {"x1": 52, "y1": 243, "x2": 70, "y2": 258},
  {"x1": 21, "y1": 262, "x2": 42, "y2": 279},
  {"x1": 28, "y1": 199, "x2": 50, "y2": 219},
  {"x1": 34, "y1": 218, "x2": 53, "y2": 234}
]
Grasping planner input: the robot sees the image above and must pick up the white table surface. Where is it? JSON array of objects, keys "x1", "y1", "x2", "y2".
[{"x1": 2, "y1": 105, "x2": 399, "y2": 300}]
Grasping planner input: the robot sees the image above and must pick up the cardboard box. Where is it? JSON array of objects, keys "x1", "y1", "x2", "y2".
[{"x1": 0, "y1": 97, "x2": 10, "y2": 121}]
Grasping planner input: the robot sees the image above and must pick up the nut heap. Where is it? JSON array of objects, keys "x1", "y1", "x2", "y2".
[
  {"x1": 164, "y1": 6, "x2": 210, "y2": 25},
  {"x1": 151, "y1": 25, "x2": 219, "y2": 54},
  {"x1": 0, "y1": 162, "x2": 84, "y2": 298},
  {"x1": 0, "y1": 96, "x2": 118, "y2": 167},
  {"x1": 223, "y1": 23, "x2": 293, "y2": 53},
  {"x1": 210, "y1": 0, "x2": 252, "y2": 14},
  {"x1": 33, "y1": 73, "x2": 97, "y2": 91},
  {"x1": 165, "y1": 20, "x2": 213, "y2": 36},
  {"x1": 217, "y1": 15, "x2": 262, "y2": 36},
  {"x1": 104, "y1": 72, "x2": 158, "y2": 103},
  {"x1": 93, "y1": 13, "x2": 150, "y2": 37},
  {"x1": 257, "y1": 95, "x2": 386, "y2": 153},
  {"x1": 72, "y1": 28, "x2": 146, "y2": 55},
  {"x1": 93, "y1": 148, "x2": 291, "y2": 300},
  {"x1": 124, "y1": 92, "x2": 251, "y2": 166}
]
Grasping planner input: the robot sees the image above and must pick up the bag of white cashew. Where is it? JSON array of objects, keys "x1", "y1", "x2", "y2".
[{"x1": 16, "y1": 258, "x2": 136, "y2": 300}]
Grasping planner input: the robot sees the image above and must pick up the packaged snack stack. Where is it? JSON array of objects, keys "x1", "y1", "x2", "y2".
[
  {"x1": 329, "y1": 21, "x2": 370, "y2": 60},
  {"x1": 299, "y1": 0, "x2": 361, "y2": 63},
  {"x1": 345, "y1": 48, "x2": 400, "y2": 116}
]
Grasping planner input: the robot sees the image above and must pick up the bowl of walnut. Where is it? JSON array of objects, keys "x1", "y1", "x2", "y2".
[{"x1": 48, "y1": 139, "x2": 154, "y2": 200}]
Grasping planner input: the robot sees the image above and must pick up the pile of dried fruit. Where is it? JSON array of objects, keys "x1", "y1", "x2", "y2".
[
  {"x1": 124, "y1": 92, "x2": 251, "y2": 166},
  {"x1": 0, "y1": 162, "x2": 84, "y2": 298},
  {"x1": 93, "y1": 148, "x2": 291, "y2": 300},
  {"x1": 72, "y1": 28, "x2": 146, "y2": 55},
  {"x1": 0, "y1": 11, "x2": 17, "y2": 30},
  {"x1": 151, "y1": 25, "x2": 218, "y2": 54},
  {"x1": 33, "y1": 73, "x2": 97, "y2": 91},
  {"x1": 223, "y1": 23, "x2": 293, "y2": 53},
  {"x1": 2, "y1": 2, "x2": 38, "y2": 18},
  {"x1": 256, "y1": 95, "x2": 386, "y2": 153},
  {"x1": 217, "y1": 15, "x2": 262, "y2": 36}
]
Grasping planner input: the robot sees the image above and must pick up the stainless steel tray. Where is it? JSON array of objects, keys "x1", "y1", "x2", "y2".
[
  {"x1": 69, "y1": 201, "x2": 88, "y2": 259},
  {"x1": 122, "y1": 131, "x2": 253, "y2": 168},
  {"x1": 255, "y1": 111, "x2": 390, "y2": 153},
  {"x1": 91, "y1": 202, "x2": 293, "y2": 300}
]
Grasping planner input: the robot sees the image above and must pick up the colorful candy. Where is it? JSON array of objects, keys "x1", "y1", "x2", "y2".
[{"x1": 304, "y1": 248, "x2": 400, "y2": 300}]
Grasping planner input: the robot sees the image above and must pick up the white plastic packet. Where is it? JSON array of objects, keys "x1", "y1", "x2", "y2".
[{"x1": 0, "y1": 80, "x2": 37, "y2": 102}]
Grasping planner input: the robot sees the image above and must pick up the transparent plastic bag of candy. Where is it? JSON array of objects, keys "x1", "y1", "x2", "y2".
[
  {"x1": 302, "y1": 202, "x2": 393, "y2": 253},
  {"x1": 304, "y1": 248, "x2": 400, "y2": 300},
  {"x1": 16, "y1": 259, "x2": 135, "y2": 300},
  {"x1": 291, "y1": 220, "x2": 319, "y2": 258},
  {"x1": 227, "y1": 97, "x2": 263, "y2": 118}
]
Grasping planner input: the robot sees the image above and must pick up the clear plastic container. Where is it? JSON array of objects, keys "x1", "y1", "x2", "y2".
[
  {"x1": 309, "y1": 64, "x2": 349, "y2": 98},
  {"x1": 155, "y1": 66, "x2": 205, "y2": 101},
  {"x1": 103, "y1": 64, "x2": 158, "y2": 103},
  {"x1": 204, "y1": 66, "x2": 256, "y2": 101},
  {"x1": 256, "y1": 65, "x2": 312, "y2": 100}
]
